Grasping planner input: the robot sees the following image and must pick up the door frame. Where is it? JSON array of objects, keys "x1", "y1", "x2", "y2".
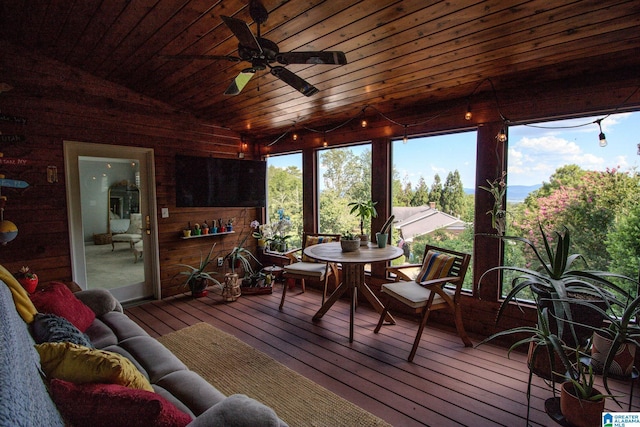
[{"x1": 64, "y1": 140, "x2": 161, "y2": 301}]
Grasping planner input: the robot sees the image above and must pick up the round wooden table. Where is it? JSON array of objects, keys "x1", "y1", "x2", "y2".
[{"x1": 304, "y1": 242, "x2": 403, "y2": 342}]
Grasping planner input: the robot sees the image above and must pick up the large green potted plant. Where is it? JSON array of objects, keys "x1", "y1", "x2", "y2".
[
  {"x1": 174, "y1": 243, "x2": 222, "y2": 298},
  {"x1": 480, "y1": 224, "x2": 624, "y2": 347},
  {"x1": 348, "y1": 200, "x2": 377, "y2": 245}
]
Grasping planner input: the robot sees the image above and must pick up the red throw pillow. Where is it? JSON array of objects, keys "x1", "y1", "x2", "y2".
[
  {"x1": 49, "y1": 379, "x2": 192, "y2": 427},
  {"x1": 29, "y1": 281, "x2": 95, "y2": 332}
]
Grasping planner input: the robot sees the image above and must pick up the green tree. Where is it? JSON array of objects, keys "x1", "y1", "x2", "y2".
[
  {"x1": 441, "y1": 170, "x2": 465, "y2": 216},
  {"x1": 428, "y1": 174, "x2": 442, "y2": 209},
  {"x1": 411, "y1": 177, "x2": 429, "y2": 206},
  {"x1": 607, "y1": 203, "x2": 640, "y2": 279},
  {"x1": 267, "y1": 165, "x2": 303, "y2": 247}
]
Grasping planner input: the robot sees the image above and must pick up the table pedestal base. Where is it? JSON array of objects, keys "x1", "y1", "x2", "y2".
[{"x1": 313, "y1": 263, "x2": 395, "y2": 342}]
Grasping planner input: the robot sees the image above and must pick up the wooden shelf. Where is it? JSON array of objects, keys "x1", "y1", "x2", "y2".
[{"x1": 180, "y1": 231, "x2": 235, "y2": 240}]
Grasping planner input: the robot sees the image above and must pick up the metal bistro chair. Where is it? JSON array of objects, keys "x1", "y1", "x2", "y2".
[
  {"x1": 374, "y1": 244, "x2": 472, "y2": 362},
  {"x1": 280, "y1": 233, "x2": 341, "y2": 311}
]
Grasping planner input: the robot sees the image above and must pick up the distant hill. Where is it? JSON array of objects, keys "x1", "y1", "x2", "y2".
[{"x1": 464, "y1": 184, "x2": 542, "y2": 203}]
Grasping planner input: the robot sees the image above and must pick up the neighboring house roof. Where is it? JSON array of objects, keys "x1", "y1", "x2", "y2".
[{"x1": 393, "y1": 206, "x2": 469, "y2": 242}]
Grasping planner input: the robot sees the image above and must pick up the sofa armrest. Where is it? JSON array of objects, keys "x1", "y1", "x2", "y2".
[
  {"x1": 187, "y1": 394, "x2": 288, "y2": 427},
  {"x1": 75, "y1": 289, "x2": 123, "y2": 316}
]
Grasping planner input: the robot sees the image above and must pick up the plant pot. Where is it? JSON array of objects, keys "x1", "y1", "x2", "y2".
[
  {"x1": 375, "y1": 232, "x2": 387, "y2": 248},
  {"x1": 591, "y1": 330, "x2": 637, "y2": 377},
  {"x1": 560, "y1": 382, "x2": 605, "y2": 427},
  {"x1": 527, "y1": 341, "x2": 567, "y2": 383},
  {"x1": 340, "y1": 238, "x2": 360, "y2": 252},
  {"x1": 188, "y1": 277, "x2": 208, "y2": 297},
  {"x1": 533, "y1": 284, "x2": 607, "y2": 348},
  {"x1": 222, "y1": 273, "x2": 241, "y2": 302},
  {"x1": 358, "y1": 234, "x2": 369, "y2": 246}
]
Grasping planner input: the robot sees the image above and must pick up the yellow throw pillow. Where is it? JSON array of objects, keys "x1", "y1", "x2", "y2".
[
  {"x1": 0, "y1": 263, "x2": 37, "y2": 323},
  {"x1": 36, "y1": 342, "x2": 153, "y2": 392}
]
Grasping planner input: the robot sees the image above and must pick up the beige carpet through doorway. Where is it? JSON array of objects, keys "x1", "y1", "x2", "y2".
[{"x1": 158, "y1": 323, "x2": 392, "y2": 427}]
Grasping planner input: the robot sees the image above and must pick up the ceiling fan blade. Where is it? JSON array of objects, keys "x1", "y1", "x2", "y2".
[
  {"x1": 277, "y1": 51, "x2": 347, "y2": 65},
  {"x1": 221, "y1": 15, "x2": 262, "y2": 53},
  {"x1": 224, "y1": 70, "x2": 255, "y2": 96},
  {"x1": 270, "y1": 66, "x2": 318, "y2": 97},
  {"x1": 160, "y1": 54, "x2": 242, "y2": 63}
]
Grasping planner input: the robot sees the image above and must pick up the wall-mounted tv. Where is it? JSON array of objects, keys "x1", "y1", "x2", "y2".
[{"x1": 175, "y1": 155, "x2": 266, "y2": 208}]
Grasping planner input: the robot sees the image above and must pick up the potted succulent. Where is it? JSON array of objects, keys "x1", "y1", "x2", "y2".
[
  {"x1": 174, "y1": 244, "x2": 221, "y2": 297},
  {"x1": 480, "y1": 224, "x2": 622, "y2": 347},
  {"x1": 222, "y1": 233, "x2": 262, "y2": 301},
  {"x1": 348, "y1": 200, "x2": 378, "y2": 245},
  {"x1": 340, "y1": 231, "x2": 360, "y2": 252},
  {"x1": 15, "y1": 266, "x2": 38, "y2": 293}
]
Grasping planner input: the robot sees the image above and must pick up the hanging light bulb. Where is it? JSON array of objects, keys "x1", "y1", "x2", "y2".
[
  {"x1": 465, "y1": 104, "x2": 472, "y2": 121},
  {"x1": 323, "y1": 133, "x2": 327, "y2": 147},
  {"x1": 292, "y1": 133, "x2": 298, "y2": 141},
  {"x1": 596, "y1": 119, "x2": 607, "y2": 147},
  {"x1": 497, "y1": 125, "x2": 507, "y2": 143},
  {"x1": 361, "y1": 119, "x2": 368, "y2": 128},
  {"x1": 402, "y1": 125, "x2": 408, "y2": 144}
]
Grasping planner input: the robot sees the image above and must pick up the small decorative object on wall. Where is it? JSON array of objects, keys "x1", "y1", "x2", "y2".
[
  {"x1": 14, "y1": 266, "x2": 38, "y2": 293},
  {"x1": 0, "y1": 111, "x2": 28, "y2": 125},
  {"x1": 0, "y1": 83, "x2": 13, "y2": 94},
  {"x1": 0, "y1": 134, "x2": 26, "y2": 143},
  {"x1": 0, "y1": 174, "x2": 28, "y2": 245}
]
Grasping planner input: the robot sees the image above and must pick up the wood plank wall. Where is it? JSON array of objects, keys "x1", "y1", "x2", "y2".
[{"x1": 0, "y1": 39, "x2": 260, "y2": 297}]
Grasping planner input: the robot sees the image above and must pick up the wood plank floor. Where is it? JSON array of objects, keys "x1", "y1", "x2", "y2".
[{"x1": 125, "y1": 285, "x2": 639, "y2": 427}]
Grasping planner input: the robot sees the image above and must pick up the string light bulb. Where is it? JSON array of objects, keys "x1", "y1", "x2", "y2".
[
  {"x1": 465, "y1": 104, "x2": 472, "y2": 121},
  {"x1": 361, "y1": 119, "x2": 368, "y2": 128},
  {"x1": 402, "y1": 125, "x2": 408, "y2": 144},
  {"x1": 292, "y1": 133, "x2": 298, "y2": 141},
  {"x1": 497, "y1": 125, "x2": 507, "y2": 143},
  {"x1": 323, "y1": 133, "x2": 327, "y2": 147},
  {"x1": 596, "y1": 119, "x2": 607, "y2": 147}
]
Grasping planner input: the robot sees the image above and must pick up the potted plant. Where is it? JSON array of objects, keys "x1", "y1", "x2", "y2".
[
  {"x1": 559, "y1": 349, "x2": 610, "y2": 427},
  {"x1": 480, "y1": 224, "x2": 623, "y2": 347},
  {"x1": 14, "y1": 266, "x2": 38, "y2": 293},
  {"x1": 340, "y1": 231, "x2": 360, "y2": 252},
  {"x1": 174, "y1": 243, "x2": 221, "y2": 297},
  {"x1": 348, "y1": 200, "x2": 378, "y2": 245},
  {"x1": 222, "y1": 233, "x2": 262, "y2": 301},
  {"x1": 251, "y1": 219, "x2": 267, "y2": 250}
]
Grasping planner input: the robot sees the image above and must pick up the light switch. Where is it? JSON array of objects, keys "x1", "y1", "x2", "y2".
[{"x1": 161, "y1": 207, "x2": 169, "y2": 218}]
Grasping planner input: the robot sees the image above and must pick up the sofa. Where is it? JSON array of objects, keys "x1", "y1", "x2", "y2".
[{"x1": 0, "y1": 266, "x2": 287, "y2": 427}]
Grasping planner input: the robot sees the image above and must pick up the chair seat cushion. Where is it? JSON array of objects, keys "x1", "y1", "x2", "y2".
[
  {"x1": 112, "y1": 233, "x2": 142, "y2": 242},
  {"x1": 381, "y1": 281, "x2": 446, "y2": 309},
  {"x1": 283, "y1": 262, "x2": 326, "y2": 279}
]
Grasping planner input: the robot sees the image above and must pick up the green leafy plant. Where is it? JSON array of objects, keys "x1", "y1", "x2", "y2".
[
  {"x1": 175, "y1": 244, "x2": 222, "y2": 292},
  {"x1": 348, "y1": 200, "x2": 378, "y2": 235},
  {"x1": 478, "y1": 171, "x2": 507, "y2": 235},
  {"x1": 225, "y1": 233, "x2": 262, "y2": 277},
  {"x1": 342, "y1": 231, "x2": 358, "y2": 240}
]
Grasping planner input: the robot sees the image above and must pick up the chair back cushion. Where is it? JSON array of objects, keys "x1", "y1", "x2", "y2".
[
  {"x1": 416, "y1": 250, "x2": 455, "y2": 284},
  {"x1": 301, "y1": 235, "x2": 337, "y2": 262}
]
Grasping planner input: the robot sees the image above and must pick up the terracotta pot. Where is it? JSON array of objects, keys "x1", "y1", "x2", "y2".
[
  {"x1": 591, "y1": 330, "x2": 637, "y2": 377},
  {"x1": 560, "y1": 382, "x2": 605, "y2": 427}
]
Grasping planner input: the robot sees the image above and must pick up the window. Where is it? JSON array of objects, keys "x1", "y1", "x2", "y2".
[
  {"x1": 266, "y1": 153, "x2": 303, "y2": 250},
  {"x1": 317, "y1": 144, "x2": 372, "y2": 236},
  {"x1": 503, "y1": 111, "x2": 640, "y2": 300},
  {"x1": 391, "y1": 132, "x2": 477, "y2": 291}
]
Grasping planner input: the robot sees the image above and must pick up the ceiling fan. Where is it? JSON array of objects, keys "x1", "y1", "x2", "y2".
[{"x1": 165, "y1": 0, "x2": 347, "y2": 97}]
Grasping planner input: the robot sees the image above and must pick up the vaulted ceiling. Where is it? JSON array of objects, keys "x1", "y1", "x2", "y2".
[{"x1": 2, "y1": 0, "x2": 639, "y2": 141}]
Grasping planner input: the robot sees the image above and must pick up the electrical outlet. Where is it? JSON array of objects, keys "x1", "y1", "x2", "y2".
[{"x1": 217, "y1": 257, "x2": 224, "y2": 267}]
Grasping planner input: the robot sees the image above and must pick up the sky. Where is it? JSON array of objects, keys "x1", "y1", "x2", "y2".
[{"x1": 267, "y1": 111, "x2": 639, "y2": 189}]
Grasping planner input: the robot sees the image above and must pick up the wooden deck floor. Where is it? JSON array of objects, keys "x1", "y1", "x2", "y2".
[{"x1": 125, "y1": 285, "x2": 639, "y2": 427}]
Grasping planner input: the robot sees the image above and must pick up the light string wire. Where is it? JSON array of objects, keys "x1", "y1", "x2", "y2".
[{"x1": 265, "y1": 79, "x2": 640, "y2": 148}]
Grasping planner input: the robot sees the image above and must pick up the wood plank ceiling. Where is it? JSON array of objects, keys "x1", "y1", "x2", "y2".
[{"x1": 2, "y1": 0, "x2": 639, "y2": 142}]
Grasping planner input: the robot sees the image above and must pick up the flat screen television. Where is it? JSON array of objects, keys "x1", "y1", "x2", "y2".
[{"x1": 175, "y1": 155, "x2": 266, "y2": 208}]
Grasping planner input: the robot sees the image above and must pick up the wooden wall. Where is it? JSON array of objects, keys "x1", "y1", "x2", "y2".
[{"x1": 0, "y1": 40, "x2": 261, "y2": 297}]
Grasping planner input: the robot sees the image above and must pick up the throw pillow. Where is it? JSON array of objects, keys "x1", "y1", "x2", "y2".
[
  {"x1": 0, "y1": 263, "x2": 37, "y2": 323},
  {"x1": 29, "y1": 281, "x2": 95, "y2": 332},
  {"x1": 36, "y1": 342, "x2": 153, "y2": 391},
  {"x1": 31, "y1": 313, "x2": 94, "y2": 348},
  {"x1": 189, "y1": 394, "x2": 281, "y2": 427},
  {"x1": 50, "y1": 379, "x2": 192, "y2": 427},
  {"x1": 301, "y1": 235, "x2": 335, "y2": 262},
  {"x1": 416, "y1": 250, "x2": 455, "y2": 284}
]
